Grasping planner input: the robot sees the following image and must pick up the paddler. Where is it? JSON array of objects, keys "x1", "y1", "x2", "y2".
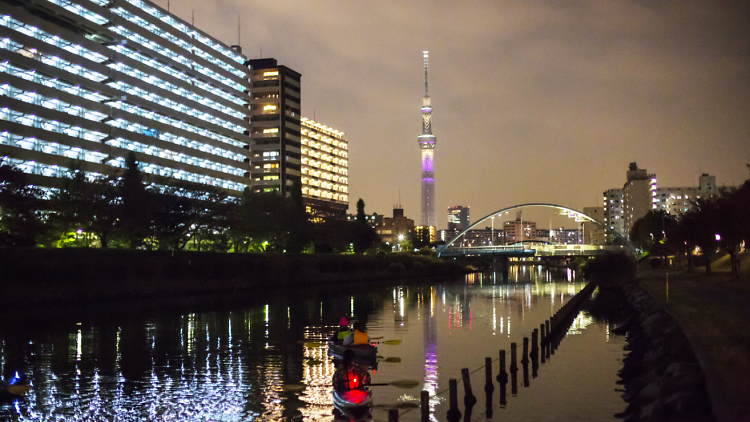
[
  {"x1": 331, "y1": 317, "x2": 351, "y2": 344},
  {"x1": 343, "y1": 322, "x2": 371, "y2": 346},
  {"x1": 332, "y1": 349, "x2": 371, "y2": 393}
]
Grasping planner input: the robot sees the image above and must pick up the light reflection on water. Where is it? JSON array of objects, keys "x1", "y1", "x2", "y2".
[{"x1": 1, "y1": 265, "x2": 624, "y2": 421}]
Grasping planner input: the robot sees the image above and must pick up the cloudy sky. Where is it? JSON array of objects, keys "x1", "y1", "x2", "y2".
[{"x1": 171, "y1": 0, "x2": 748, "y2": 228}]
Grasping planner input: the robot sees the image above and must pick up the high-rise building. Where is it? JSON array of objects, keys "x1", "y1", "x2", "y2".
[
  {"x1": 622, "y1": 162, "x2": 656, "y2": 236},
  {"x1": 446, "y1": 206, "x2": 470, "y2": 231},
  {"x1": 0, "y1": 0, "x2": 252, "y2": 191},
  {"x1": 246, "y1": 58, "x2": 301, "y2": 196},
  {"x1": 654, "y1": 173, "x2": 719, "y2": 217},
  {"x1": 300, "y1": 117, "x2": 348, "y2": 219},
  {"x1": 503, "y1": 212, "x2": 536, "y2": 243},
  {"x1": 418, "y1": 51, "x2": 437, "y2": 227},
  {"x1": 603, "y1": 188, "x2": 625, "y2": 239}
]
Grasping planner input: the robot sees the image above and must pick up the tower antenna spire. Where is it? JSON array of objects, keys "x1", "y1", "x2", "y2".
[{"x1": 424, "y1": 51, "x2": 429, "y2": 95}]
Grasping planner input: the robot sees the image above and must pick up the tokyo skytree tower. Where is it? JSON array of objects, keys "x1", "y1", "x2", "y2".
[{"x1": 418, "y1": 51, "x2": 437, "y2": 227}]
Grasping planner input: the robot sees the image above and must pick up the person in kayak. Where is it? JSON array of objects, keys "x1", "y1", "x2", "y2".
[
  {"x1": 332, "y1": 350, "x2": 371, "y2": 392},
  {"x1": 343, "y1": 322, "x2": 371, "y2": 346},
  {"x1": 331, "y1": 317, "x2": 351, "y2": 344}
]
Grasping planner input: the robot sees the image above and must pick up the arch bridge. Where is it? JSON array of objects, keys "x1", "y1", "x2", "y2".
[{"x1": 436, "y1": 203, "x2": 633, "y2": 258}]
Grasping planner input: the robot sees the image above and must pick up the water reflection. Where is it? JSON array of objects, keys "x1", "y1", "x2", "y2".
[{"x1": 0, "y1": 266, "x2": 624, "y2": 421}]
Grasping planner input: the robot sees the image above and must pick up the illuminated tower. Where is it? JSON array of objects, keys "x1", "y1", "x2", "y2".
[{"x1": 418, "y1": 51, "x2": 437, "y2": 227}]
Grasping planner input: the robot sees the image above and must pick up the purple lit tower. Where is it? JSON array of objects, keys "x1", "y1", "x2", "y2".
[{"x1": 418, "y1": 51, "x2": 437, "y2": 227}]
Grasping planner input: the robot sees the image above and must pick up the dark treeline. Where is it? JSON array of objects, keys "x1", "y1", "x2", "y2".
[
  {"x1": 0, "y1": 153, "x2": 379, "y2": 254},
  {"x1": 630, "y1": 167, "x2": 750, "y2": 277}
]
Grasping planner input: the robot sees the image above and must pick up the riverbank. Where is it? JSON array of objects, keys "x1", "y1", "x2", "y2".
[
  {"x1": 0, "y1": 248, "x2": 469, "y2": 308},
  {"x1": 638, "y1": 267, "x2": 750, "y2": 422}
]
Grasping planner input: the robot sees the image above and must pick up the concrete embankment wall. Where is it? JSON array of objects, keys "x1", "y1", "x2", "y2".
[
  {"x1": 0, "y1": 249, "x2": 468, "y2": 307},
  {"x1": 609, "y1": 283, "x2": 713, "y2": 422}
]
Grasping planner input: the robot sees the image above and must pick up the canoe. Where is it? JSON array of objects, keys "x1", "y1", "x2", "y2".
[
  {"x1": 333, "y1": 388, "x2": 373, "y2": 409},
  {"x1": 327, "y1": 342, "x2": 378, "y2": 361}
]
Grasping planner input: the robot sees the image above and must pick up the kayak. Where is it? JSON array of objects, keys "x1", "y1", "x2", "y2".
[
  {"x1": 327, "y1": 342, "x2": 378, "y2": 361},
  {"x1": 0, "y1": 374, "x2": 30, "y2": 396},
  {"x1": 333, "y1": 388, "x2": 373, "y2": 409}
]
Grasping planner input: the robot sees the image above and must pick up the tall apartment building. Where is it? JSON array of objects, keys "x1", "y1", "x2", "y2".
[
  {"x1": 622, "y1": 163, "x2": 656, "y2": 236},
  {"x1": 503, "y1": 212, "x2": 536, "y2": 243},
  {"x1": 446, "y1": 205, "x2": 470, "y2": 231},
  {"x1": 603, "y1": 188, "x2": 625, "y2": 239},
  {"x1": 0, "y1": 0, "x2": 252, "y2": 191},
  {"x1": 246, "y1": 58, "x2": 300, "y2": 196},
  {"x1": 654, "y1": 174, "x2": 718, "y2": 217},
  {"x1": 300, "y1": 117, "x2": 348, "y2": 218}
]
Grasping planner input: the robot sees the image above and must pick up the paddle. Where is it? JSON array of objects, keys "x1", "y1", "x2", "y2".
[
  {"x1": 372, "y1": 340, "x2": 401, "y2": 345},
  {"x1": 382, "y1": 357, "x2": 401, "y2": 363},
  {"x1": 282, "y1": 379, "x2": 420, "y2": 392},
  {"x1": 370, "y1": 380, "x2": 420, "y2": 389},
  {"x1": 370, "y1": 336, "x2": 384, "y2": 340}
]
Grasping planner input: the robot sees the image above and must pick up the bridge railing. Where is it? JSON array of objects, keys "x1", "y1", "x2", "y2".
[{"x1": 438, "y1": 244, "x2": 627, "y2": 257}]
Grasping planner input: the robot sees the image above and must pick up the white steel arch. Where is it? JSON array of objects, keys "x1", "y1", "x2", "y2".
[{"x1": 441, "y1": 203, "x2": 633, "y2": 252}]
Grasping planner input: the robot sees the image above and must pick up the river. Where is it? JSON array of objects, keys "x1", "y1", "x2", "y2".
[{"x1": 0, "y1": 265, "x2": 626, "y2": 421}]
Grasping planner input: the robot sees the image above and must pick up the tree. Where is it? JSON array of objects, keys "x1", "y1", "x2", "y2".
[
  {"x1": 0, "y1": 163, "x2": 46, "y2": 247},
  {"x1": 283, "y1": 181, "x2": 312, "y2": 253},
  {"x1": 151, "y1": 178, "x2": 227, "y2": 250},
  {"x1": 50, "y1": 162, "x2": 119, "y2": 248},
  {"x1": 356, "y1": 199, "x2": 366, "y2": 225},
  {"x1": 679, "y1": 199, "x2": 720, "y2": 273},
  {"x1": 118, "y1": 153, "x2": 154, "y2": 249}
]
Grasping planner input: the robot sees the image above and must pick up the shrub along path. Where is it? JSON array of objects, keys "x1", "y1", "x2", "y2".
[{"x1": 638, "y1": 262, "x2": 750, "y2": 422}]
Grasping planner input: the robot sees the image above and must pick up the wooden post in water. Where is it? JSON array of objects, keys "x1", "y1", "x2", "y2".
[
  {"x1": 447, "y1": 379, "x2": 461, "y2": 422},
  {"x1": 497, "y1": 350, "x2": 507, "y2": 383},
  {"x1": 521, "y1": 337, "x2": 529, "y2": 364},
  {"x1": 545, "y1": 320, "x2": 550, "y2": 339},
  {"x1": 484, "y1": 357, "x2": 494, "y2": 392},
  {"x1": 531, "y1": 329, "x2": 538, "y2": 356},
  {"x1": 510, "y1": 342, "x2": 518, "y2": 372},
  {"x1": 461, "y1": 368, "x2": 477, "y2": 405},
  {"x1": 388, "y1": 409, "x2": 399, "y2": 422},
  {"x1": 421, "y1": 390, "x2": 429, "y2": 422}
]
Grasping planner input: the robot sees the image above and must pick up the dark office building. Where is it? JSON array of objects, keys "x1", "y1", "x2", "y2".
[{"x1": 245, "y1": 58, "x2": 301, "y2": 196}]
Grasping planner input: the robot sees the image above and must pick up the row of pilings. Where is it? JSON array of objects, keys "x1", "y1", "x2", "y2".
[{"x1": 389, "y1": 281, "x2": 597, "y2": 422}]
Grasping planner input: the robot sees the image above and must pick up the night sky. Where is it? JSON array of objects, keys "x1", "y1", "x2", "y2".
[{"x1": 170, "y1": 0, "x2": 748, "y2": 229}]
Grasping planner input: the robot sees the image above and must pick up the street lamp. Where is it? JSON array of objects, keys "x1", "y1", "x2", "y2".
[
  {"x1": 398, "y1": 234, "x2": 404, "y2": 252},
  {"x1": 491, "y1": 216, "x2": 494, "y2": 246}
]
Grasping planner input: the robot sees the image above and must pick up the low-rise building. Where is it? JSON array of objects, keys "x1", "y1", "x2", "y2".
[
  {"x1": 376, "y1": 208, "x2": 414, "y2": 247},
  {"x1": 583, "y1": 206, "x2": 606, "y2": 245}
]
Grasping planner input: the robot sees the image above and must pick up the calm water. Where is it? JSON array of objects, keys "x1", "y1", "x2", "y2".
[{"x1": 0, "y1": 265, "x2": 625, "y2": 421}]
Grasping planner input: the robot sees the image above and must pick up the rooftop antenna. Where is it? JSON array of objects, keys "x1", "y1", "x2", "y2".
[
  {"x1": 399, "y1": 188, "x2": 402, "y2": 208},
  {"x1": 237, "y1": 16, "x2": 240, "y2": 46},
  {"x1": 192, "y1": 10, "x2": 194, "y2": 26},
  {"x1": 167, "y1": 0, "x2": 169, "y2": 12}
]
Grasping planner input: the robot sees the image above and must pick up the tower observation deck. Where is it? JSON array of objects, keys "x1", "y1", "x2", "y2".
[{"x1": 418, "y1": 51, "x2": 437, "y2": 227}]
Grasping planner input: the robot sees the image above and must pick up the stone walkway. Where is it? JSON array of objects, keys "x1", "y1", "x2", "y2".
[{"x1": 638, "y1": 268, "x2": 750, "y2": 422}]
